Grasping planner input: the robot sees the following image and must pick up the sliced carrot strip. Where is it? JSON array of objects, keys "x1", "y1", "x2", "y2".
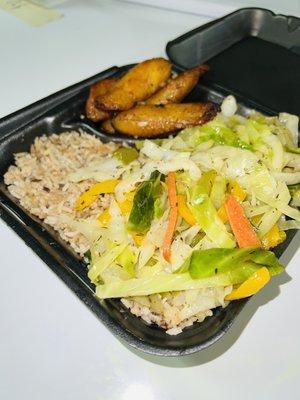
[
  {"x1": 163, "y1": 207, "x2": 178, "y2": 262},
  {"x1": 163, "y1": 172, "x2": 178, "y2": 262},
  {"x1": 167, "y1": 172, "x2": 177, "y2": 208},
  {"x1": 225, "y1": 195, "x2": 261, "y2": 248}
]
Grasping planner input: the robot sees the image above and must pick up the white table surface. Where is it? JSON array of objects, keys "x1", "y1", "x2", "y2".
[{"x1": 1, "y1": 1, "x2": 300, "y2": 399}]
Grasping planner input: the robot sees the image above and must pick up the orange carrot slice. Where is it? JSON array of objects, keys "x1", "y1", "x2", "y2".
[
  {"x1": 225, "y1": 195, "x2": 261, "y2": 248},
  {"x1": 167, "y1": 171, "x2": 177, "y2": 208},
  {"x1": 163, "y1": 172, "x2": 178, "y2": 262}
]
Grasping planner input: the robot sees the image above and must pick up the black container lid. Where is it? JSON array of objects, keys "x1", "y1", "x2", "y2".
[{"x1": 166, "y1": 8, "x2": 300, "y2": 116}]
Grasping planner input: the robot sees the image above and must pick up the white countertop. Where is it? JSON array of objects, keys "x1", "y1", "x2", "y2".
[{"x1": 1, "y1": 1, "x2": 300, "y2": 399}]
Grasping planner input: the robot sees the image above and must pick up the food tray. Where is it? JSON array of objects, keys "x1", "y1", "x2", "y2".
[{"x1": 0, "y1": 8, "x2": 299, "y2": 356}]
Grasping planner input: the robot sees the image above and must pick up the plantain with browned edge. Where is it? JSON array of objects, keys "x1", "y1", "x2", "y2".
[
  {"x1": 145, "y1": 65, "x2": 209, "y2": 105},
  {"x1": 101, "y1": 119, "x2": 116, "y2": 134},
  {"x1": 97, "y1": 58, "x2": 171, "y2": 111},
  {"x1": 86, "y1": 78, "x2": 117, "y2": 122},
  {"x1": 112, "y1": 103, "x2": 219, "y2": 137}
]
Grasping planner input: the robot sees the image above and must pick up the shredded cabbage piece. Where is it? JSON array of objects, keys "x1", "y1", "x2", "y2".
[{"x1": 68, "y1": 157, "x2": 126, "y2": 182}]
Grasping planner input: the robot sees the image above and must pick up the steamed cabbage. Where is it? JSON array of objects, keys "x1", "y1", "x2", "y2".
[{"x1": 61, "y1": 96, "x2": 299, "y2": 305}]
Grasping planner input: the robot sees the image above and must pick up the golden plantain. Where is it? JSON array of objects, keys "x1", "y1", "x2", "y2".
[
  {"x1": 101, "y1": 119, "x2": 116, "y2": 134},
  {"x1": 112, "y1": 103, "x2": 219, "y2": 137},
  {"x1": 85, "y1": 78, "x2": 117, "y2": 122},
  {"x1": 97, "y1": 58, "x2": 171, "y2": 111},
  {"x1": 145, "y1": 64, "x2": 209, "y2": 105}
]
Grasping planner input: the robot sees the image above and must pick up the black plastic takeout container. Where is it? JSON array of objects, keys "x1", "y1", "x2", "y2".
[
  {"x1": 167, "y1": 7, "x2": 300, "y2": 117},
  {"x1": 0, "y1": 8, "x2": 299, "y2": 356}
]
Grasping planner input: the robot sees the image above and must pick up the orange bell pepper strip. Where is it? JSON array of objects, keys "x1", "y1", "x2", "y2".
[
  {"x1": 118, "y1": 191, "x2": 135, "y2": 214},
  {"x1": 97, "y1": 190, "x2": 135, "y2": 225},
  {"x1": 261, "y1": 223, "x2": 286, "y2": 250},
  {"x1": 97, "y1": 209, "x2": 110, "y2": 225},
  {"x1": 225, "y1": 267, "x2": 270, "y2": 300},
  {"x1": 229, "y1": 181, "x2": 247, "y2": 202},
  {"x1": 177, "y1": 194, "x2": 197, "y2": 225},
  {"x1": 217, "y1": 204, "x2": 228, "y2": 223},
  {"x1": 75, "y1": 179, "x2": 119, "y2": 211},
  {"x1": 133, "y1": 233, "x2": 144, "y2": 247},
  {"x1": 225, "y1": 195, "x2": 262, "y2": 248},
  {"x1": 162, "y1": 172, "x2": 178, "y2": 262}
]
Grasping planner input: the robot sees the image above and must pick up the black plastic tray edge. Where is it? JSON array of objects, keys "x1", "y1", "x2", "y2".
[{"x1": 166, "y1": 7, "x2": 300, "y2": 68}]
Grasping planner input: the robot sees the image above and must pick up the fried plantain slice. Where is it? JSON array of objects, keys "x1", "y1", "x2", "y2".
[
  {"x1": 145, "y1": 64, "x2": 209, "y2": 105},
  {"x1": 112, "y1": 103, "x2": 219, "y2": 137},
  {"x1": 85, "y1": 78, "x2": 117, "y2": 122},
  {"x1": 101, "y1": 119, "x2": 116, "y2": 134},
  {"x1": 97, "y1": 58, "x2": 171, "y2": 111}
]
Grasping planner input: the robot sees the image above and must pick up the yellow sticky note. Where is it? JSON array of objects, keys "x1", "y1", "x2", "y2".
[{"x1": 0, "y1": 0, "x2": 62, "y2": 27}]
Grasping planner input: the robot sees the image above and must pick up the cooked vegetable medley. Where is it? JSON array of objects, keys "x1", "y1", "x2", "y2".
[{"x1": 61, "y1": 95, "x2": 300, "y2": 333}]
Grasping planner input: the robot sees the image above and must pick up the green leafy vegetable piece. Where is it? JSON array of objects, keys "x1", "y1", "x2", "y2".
[
  {"x1": 84, "y1": 249, "x2": 91, "y2": 262},
  {"x1": 135, "y1": 138, "x2": 163, "y2": 151},
  {"x1": 288, "y1": 183, "x2": 300, "y2": 197},
  {"x1": 178, "y1": 121, "x2": 252, "y2": 151},
  {"x1": 211, "y1": 125, "x2": 251, "y2": 150},
  {"x1": 190, "y1": 196, "x2": 235, "y2": 248},
  {"x1": 249, "y1": 112, "x2": 272, "y2": 125},
  {"x1": 176, "y1": 171, "x2": 193, "y2": 194},
  {"x1": 134, "y1": 140, "x2": 145, "y2": 150},
  {"x1": 95, "y1": 248, "x2": 284, "y2": 298},
  {"x1": 189, "y1": 248, "x2": 283, "y2": 279},
  {"x1": 116, "y1": 246, "x2": 136, "y2": 278},
  {"x1": 95, "y1": 265, "x2": 259, "y2": 299},
  {"x1": 288, "y1": 183, "x2": 300, "y2": 207},
  {"x1": 88, "y1": 242, "x2": 128, "y2": 284},
  {"x1": 127, "y1": 171, "x2": 162, "y2": 234},
  {"x1": 113, "y1": 147, "x2": 139, "y2": 165},
  {"x1": 189, "y1": 174, "x2": 235, "y2": 248},
  {"x1": 154, "y1": 197, "x2": 164, "y2": 218},
  {"x1": 178, "y1": 126, "x2": 211, "y2": 149},
  {"x1": 175, "y1": 257, "x2": 191, "y2": 273},
  {"x1": 210, "y1": 175, "x2": 227, "y2": 209},
  {"x1": 250, "y1": 250, "x2": 284, "y2": 276},
  {"x1": 285, "y1": 146, "x2": 300, "y2": 154},
  {"x1": 196, "y1": 170, "x2": 217, "y2": 195},
  {"x1": 189, "y1": 248, "x2": 255, "y2": 278},
  {"x1": 190, "y1": 231, "x2": 205, "y2": 248}
]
